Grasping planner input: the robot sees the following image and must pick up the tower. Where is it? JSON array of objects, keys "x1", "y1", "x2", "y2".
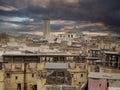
[{"x1": 43, "y1": 14, "x2": 50, "y2": 40}]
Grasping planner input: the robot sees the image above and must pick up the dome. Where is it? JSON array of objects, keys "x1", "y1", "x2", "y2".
[{"x1": 66, "y1": 27, "x2": 83, "y2": 36}]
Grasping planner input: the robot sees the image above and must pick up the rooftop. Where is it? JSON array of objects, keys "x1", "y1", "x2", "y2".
[
  {"x1": 104, "y1": 51, "x2": 120, "y2": 55},
  {"x1": 90, "y1": 48, "x2": 100, "y2": 51},
  {"x1": 86, "y1": 57, "x2": 101, "y2": 60},
  {"x1": 66, "y1": 27, "x2": 83, "y2": 36},
  {"x1": 45, "y1": 63, "x2": 68, "y2": 69},
  {"x1": 3, "y1": 52, "x2": 80, "y2": 57},
  {"x1": 88, "y1": 72, "x2": 120, "y2": 80}
]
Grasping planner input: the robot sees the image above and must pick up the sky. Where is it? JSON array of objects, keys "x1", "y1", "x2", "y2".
[{"x1": 0, "y1": 0, "x2": 120, "y2": 35}]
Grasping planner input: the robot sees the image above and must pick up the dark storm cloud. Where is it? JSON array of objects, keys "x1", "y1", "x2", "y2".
[
  {"x1": 79, "y1": 0, "x2": 120, "y2": 26},
  {"x1": 47, "y1": 0, "x2": 120, "y2": 26},
  {"x1": 0, "y1": 0, "x2": 120, "y2": 22},
  {"x1": 2, "y1": 0, "x2": 120, "y2": 26},
  {"x1": 0, "y1": 0, "x2": 120, "y2": 33}
]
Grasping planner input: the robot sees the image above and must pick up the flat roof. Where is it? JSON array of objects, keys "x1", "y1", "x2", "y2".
[
  {"x1": 3, "y1": 53, "x2": 80, "y2": 57},
  {"x1": 90, "y1": 48, "x2": 100, "y2": 51},
  {"x1": 86, "y1": 57, "x2": 101, "y2": 60},
  {"x1": 88, "y1": 72, "x2": 120, "y2": 80},
  {"x1": 45, "y1": 63, "x2": 68, "y2": 69},
  {"x1": 104, "y1": 51, "x2": 120, "y2": 55}
]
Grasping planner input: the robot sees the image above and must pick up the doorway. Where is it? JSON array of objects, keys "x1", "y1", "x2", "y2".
[
  {"x1": 17, "y1": 83, "x2": 21, "y2": 90},
  {"x1": 32, "y1": 85, "x2": 37, "y2": 90}
]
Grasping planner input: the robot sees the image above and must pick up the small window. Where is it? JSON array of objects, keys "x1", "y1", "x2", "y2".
[
  {"x1": 71, "y1": 74, "x2": 74, "y2": 77},
  {"x1": 6, "y1": 73, "x2": 11, "y2": 78},
  {"x1": 107, "y1": 82, "x2": 109, "y2": 87},
  {"x1": 0, "y1": 63, "x2": 2, "y2": 70},
  {"x1": 68, "y1": 35, "x2": 70, "y2": 38},
  {"x1": 15, "y1": 76, "x2": 18, "y2": 80},
  {"x1": 32, "y1": 85, "x2": 37, "y2": 90},
  {"x1": 81, "y1": 74, "x2": 83, "y2": 77},
  {"x1": 71, "y1": 35, "x2": 73, "y2": 38},
  {"x1": 94, "y1": 66, "x2": 100, "y2": 72},
  {"x1": 32, "y1": 74, "x2": 34, "y2": 78}
]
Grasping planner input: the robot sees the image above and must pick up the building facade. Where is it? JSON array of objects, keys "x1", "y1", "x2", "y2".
[{"x1": 2, "y1": 53, "x2": 87, "y2": 90}]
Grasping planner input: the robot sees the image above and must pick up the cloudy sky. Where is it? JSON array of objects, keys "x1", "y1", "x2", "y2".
[{"x1": 0, "y1": 0, "x2": 120, "y2": 35}]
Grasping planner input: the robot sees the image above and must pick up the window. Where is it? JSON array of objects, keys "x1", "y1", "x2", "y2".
[
  {"x1": 6, "y1": 73, "x2": 11, "y2": 78},
  {"x1": 81, "y1": 74, "x2": 83, "y2": 77},
  {"x1": 71, "y1": 74, "x2": 74, "y2": 77},
  {"x1": 71, "y1": 34, "x2": 73, "y2": 38},
  {"x1": 17, "y1": 83, "x2": 21, "y2": 90},
  {"x1": 99, "y1": 84, "x2": 101, "y2": 87},
  {"x1": 32, "y1": 85, "x2": 37, "y2": 90},
  {"x1": 32, "y1": 74, "x2": 34, "y2": 78},
  {"x1": 68, "y1": 35, "x2": 70, "y2": 38},
  {"x1": 15, "y1": 76, "x2": 18, "y2": 80},
  {"x1": 107, "y1": 82, "x2": 109, "y2": 87},
  {"x1": 94, "y1": 66, "x2": 100, "y2": 72},
  {"x1": 0, "y1": 63, "x2": 2, "y2": 70}
]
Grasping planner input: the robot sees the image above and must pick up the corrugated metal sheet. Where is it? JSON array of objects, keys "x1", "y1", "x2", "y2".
[
  {"x1": 4, "y1": 51, "x2": 21, "y2": 54},
  {"x1": 45, "y1": 63, "x2": 68, "y2": 69},
  {"x1": 90, "y1": 48, "x2": 100, "y2": 51},
  {"x1": 86, "y1": 57, "x2": 100, "y2": 60},
  {"x1": 88, "y1": 72, "x2": 120, "y2": 80},
  {"x1": 104, "y1": 51, "x2": 119, "y2": 55}
]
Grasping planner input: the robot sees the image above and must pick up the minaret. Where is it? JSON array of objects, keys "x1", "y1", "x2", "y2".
[{"x1": 43, "y1": 14, "x2": 50, "y2": 40}]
